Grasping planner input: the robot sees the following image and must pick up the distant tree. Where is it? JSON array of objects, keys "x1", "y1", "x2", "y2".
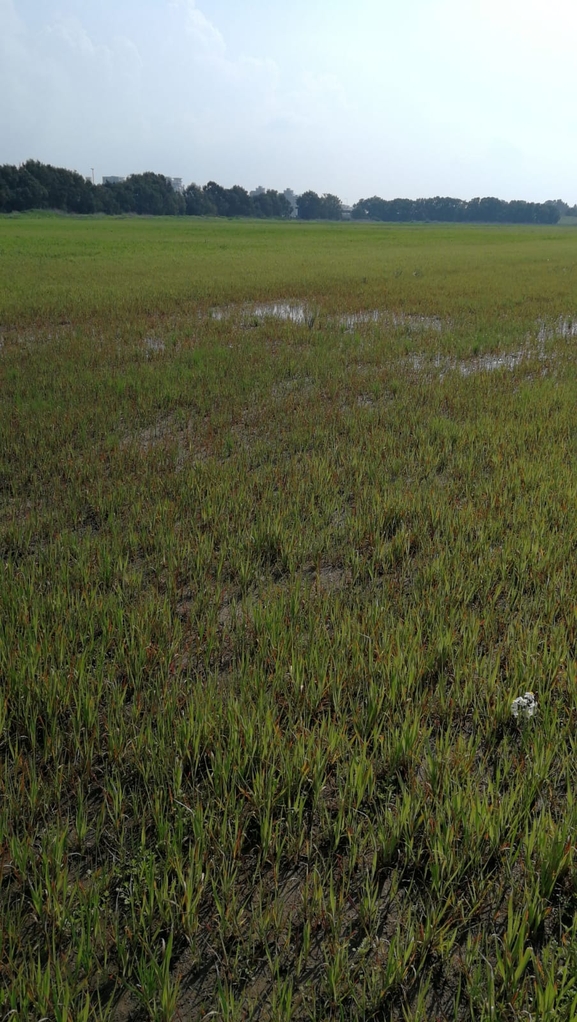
[
  {"x1": 391, "y1": 198, "x2": 416, "y2": 220},
  {"x1": 252, "y1": 189, "x2": 292, "y2": 218},
  {"x1": 273, "y1": 191, "x2": 293, "y2": 218},
  {"x1": 425, "y1": 196, "x2": 466, "y2": 222},
  {"x1": 226, "y1": 185, "x2": 253, "y2": 217},
  {"x1": 507, "y1": 200, "x2": 530, "y2": 223},
  {"x1": 351, "y1": 197, "x2": 371, "y2": 220},
  {"x1": 534, "y1": 202, "x2": 560, "y2": 224},
  {"x1": 97, "y1": 172, "x2": 184, "y2": 215},
  {"x1": 351, "y1": 194, "x2": 558, "y2": 225},
  {"x1": 252, "y1": 190, "x2": 273, "y2": 217},
  {"x1": 0, "y1": 165, "x2": 19, "y2": 211},
  {"x1": 23, "y1": 160, "x2": 96, "y2": 212},
  {"x1": 0, "y1": 165, "x2": 48, "y2": 211},
  {"x1": 203, "y1": 181, "x2": 230, "y2": 216},
  {"x1": 297, "y1": 190, "x2": 344, "y2": 220},
  {"x1": 545, "y1": 198, "x2": 570, "y2": 217},
  {"x1": 184, "y1": 183, "x2": 217, "y2": 216},
  {"x1": 274, "y1": 189, "x2": 292, "y2": 217},
  {"x1": 125, "y1": 173, "x2": 184, "y2": 215},
  {"x1": 0, "y1": 161, "x2": 561, "y2": 223},
  {"x1": 185, "y1": 182, "x2": 291, "y2": 218},
  {"x1": 467, "y1": 197, "x2": 500, "y2": 222},
  {"x1": 352, "y1": 196, "x2": 413, "y2": 220},
  {"x1": 297, "y1": 190, "x2": 324, "y2": 219},
  {"x1": 94, "y1": 182, "x2": 123, "y2": 214},
  {"x1": 321, "y1": 193, "x2": 343, "y2": 219}
]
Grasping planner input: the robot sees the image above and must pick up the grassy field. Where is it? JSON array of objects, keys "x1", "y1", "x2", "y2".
[{"x1": 2, "y1": 216, "x2": 577, "y2": 1020}]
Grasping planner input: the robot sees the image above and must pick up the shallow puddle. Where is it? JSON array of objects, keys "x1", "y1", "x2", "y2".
[
  {"x1": 341, "y1": 310, "x2": 443, "y2": 333},
  {"x1": 537, "y1": 317, "x2": 577, "y2": 342},
  {"x1": 340, "y1": 311, "x2": 381, "y2": 329},
  {"x1": 208, "y1": 301, "x2": 310, "y2": 324},
  {"x1": 407, "y1": 344, "x2": 548, "y2": 379},
  {"x1": 252, "y1": 302, "x2": 310, "y2": 324},
  {"x1": 458, "y1": 348, "x2": 530, "y2": 376},
  {"x1": 208, "y1": 301, "x2": 445, "y2": 333}
]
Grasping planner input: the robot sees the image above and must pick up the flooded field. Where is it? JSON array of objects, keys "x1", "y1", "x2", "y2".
[{"x1": 3, "y1": 215, "x2": 577, "y2": 1021}]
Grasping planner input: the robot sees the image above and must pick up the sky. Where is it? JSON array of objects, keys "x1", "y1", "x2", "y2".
[{"x1": 2, "y1": 0, "x2": 577, "y2": 205}]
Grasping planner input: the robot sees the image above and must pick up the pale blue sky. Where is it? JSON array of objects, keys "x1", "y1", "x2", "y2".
[{"x1": 2, "y1": 0, "x2": 577, "y2": 204}]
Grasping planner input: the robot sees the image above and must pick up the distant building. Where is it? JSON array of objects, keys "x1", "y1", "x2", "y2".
[
  {"x1": 342, "y1": 205, "x2": 353, "y2": 220},
  {"x1": 283, "y1": 188, "x2": 298, "y2": 218},
  {"x1": 102, "y1": 176, "x2": 125, "y2": 185},
  {"x1": 168, "y1": 178, "x2": 184, "y2": 193}
]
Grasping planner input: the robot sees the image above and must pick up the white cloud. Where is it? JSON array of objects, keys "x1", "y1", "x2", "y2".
[
  {"x1": 46, "y1": 16, "x2": 98, "y2": 56},
  {"x1": 172, "y1": 0, "x2": 226, "y2": 57},
  {"x1": 169, "y1": 0, "x2": 278, "y2": 94}
]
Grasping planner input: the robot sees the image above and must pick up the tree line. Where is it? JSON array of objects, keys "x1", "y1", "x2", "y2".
[
  {"x1": 0, "y1": 160, "x2": 569, "y2": 224},
  {"x1": 351, "y1": 195, "x2": 561, "y2": 224},
  {"x1": 0, "y1": 162, "x2": 294, "y2": 218}
]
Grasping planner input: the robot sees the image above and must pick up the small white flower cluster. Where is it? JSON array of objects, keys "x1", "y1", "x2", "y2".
[{"x1": 511, "y1": 691, "x2": 537, "y2": 720}]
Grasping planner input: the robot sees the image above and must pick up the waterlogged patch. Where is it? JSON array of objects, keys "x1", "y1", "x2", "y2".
[
  {"x1": 458, "y1": 348, "x2": 532, "y2": 376},
  {"x1": 408, "y1": 343, "x2": 550, "y2": 380},
  {"x1": 342, "y1": 310, "x2": 443, "y2": 333},
  {"x1": 207, "y1": 302, "x2": 445, "y2": 332},
  {"x1": 538, "y1": 317, "x2": 577, "y2": 342},
  {"x1": 206, "y1": 305, "x2": 576, "y2": 358},
  {"x1": 252, "y1": 302, "x2": 310, "y2": 324},
  {"x1": 340, "y1": 310, "x2": 381, "y2": 329},
  {"x1": 204, "y1": 304, "x2": 570, "y2": 385},
  {"x1": 208, "y1": 301, "x2": 311, "y2": 324}
]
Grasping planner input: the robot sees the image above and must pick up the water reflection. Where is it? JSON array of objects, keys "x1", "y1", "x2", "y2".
[{"x1": 208, "y1": 302, "x2": 444, "y2": 333}]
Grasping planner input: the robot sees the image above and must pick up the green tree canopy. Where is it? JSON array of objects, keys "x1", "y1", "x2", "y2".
[
  {"x1": 0, "y1": 161, "x2": 562, "y2": 224},
  {"x1": 296, "y1": 190, "x2": 323, "y2": 219}
]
